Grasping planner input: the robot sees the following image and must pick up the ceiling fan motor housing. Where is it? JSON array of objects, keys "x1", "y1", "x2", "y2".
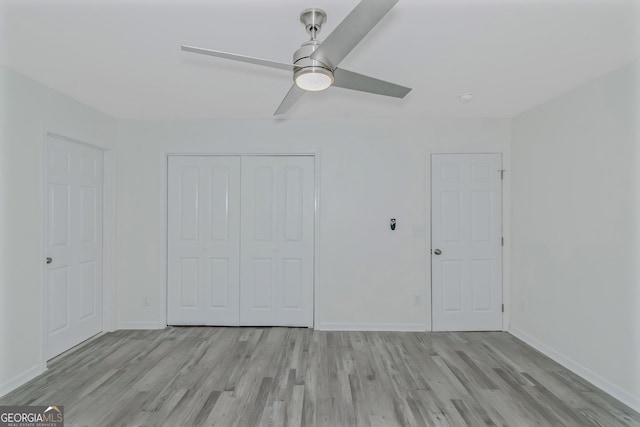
[{"x1": 293, "y1": 40, "x2": 334, "y2": 91}]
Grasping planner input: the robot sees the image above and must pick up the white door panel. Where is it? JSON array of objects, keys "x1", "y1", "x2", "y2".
[
  {"x1": 167, "y1": 155, "x2": 314, "y2": 327},
  {"x1": 167, "y1": 156, "x2": 241, "y2": 325},
  {"x1": 432, "y1": 153, "x2": 502, "y2": 331},
  {"x1": 240, "y1": 156, "x2": 314, "y2": 327},
  {"x1": 46, "y1": 135, "x2": 103, "y2": 359},
  {"x1": 241, "y1": 161, "x2": 277, "y2": 324}
]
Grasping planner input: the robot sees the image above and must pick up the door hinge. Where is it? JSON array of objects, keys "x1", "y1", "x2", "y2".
[
  {"x1": 501, "y1": 237, "x2": 504, "y2": 246},
  {"x1": 502, "y1": 304, "x2": 504, "y2": 313}
]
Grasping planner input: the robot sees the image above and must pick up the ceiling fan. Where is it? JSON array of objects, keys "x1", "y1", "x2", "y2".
[{"x1": 181, "y1": 0, "x2": 411, "y2": 115}]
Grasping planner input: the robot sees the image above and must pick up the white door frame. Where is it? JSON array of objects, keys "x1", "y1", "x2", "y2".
[
  {"x1": 426, "y1": 151, "x2": 510, "y2": 332},
  {"x1": 42, "y1": 131, "x2": 116, "y2": 366},
  {"x1": 160, "y1": 152, "x2": 321, "y2": 329}
]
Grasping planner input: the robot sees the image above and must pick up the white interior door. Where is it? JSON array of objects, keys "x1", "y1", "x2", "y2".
[
  {"x1": 431, "y1": 153, "x2": 502, "y2": 331},
  {"x1": 46, "y1": 135, "x2": 103, "y2": 359},
  {"x1": 240, "y1": 156, "x2": 314, "y2": 327},
  {"x1": 167, "y1": 156, "x2": 241, "y2": 325}
]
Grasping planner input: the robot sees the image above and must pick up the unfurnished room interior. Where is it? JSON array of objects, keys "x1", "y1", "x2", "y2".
[{"x1": 0, "y1": 0, "x2": 639, "y2": 425}]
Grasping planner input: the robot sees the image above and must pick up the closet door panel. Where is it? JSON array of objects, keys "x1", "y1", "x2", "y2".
[
  {"x1": 167, "y1": 156, "x2": 240, "y2": 325},
  {"x1": 240, "y1": 156, "x2": 314, "y2": 327}
]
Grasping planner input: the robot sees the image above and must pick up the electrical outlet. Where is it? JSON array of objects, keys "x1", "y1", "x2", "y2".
[{"x1": 143, "y1": 297, "x2": 150, "y2": 307}]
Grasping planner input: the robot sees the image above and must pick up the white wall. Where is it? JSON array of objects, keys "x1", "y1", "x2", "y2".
[
  {"x1": 116, "y1": 119, "x2": 510, "y2": 330},
  {"x1": 511, "y1": 60, "x2": 640, "y2": 411},
  {"x1": 0, "y1": 66, "x2": 117, "y2": 396}
]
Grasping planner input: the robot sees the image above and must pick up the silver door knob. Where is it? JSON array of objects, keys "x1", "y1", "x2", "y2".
[
  {"x1": 433, "y1": 249, "x2": 442, "y2": 255},
  {"x1": 46, "y1": 257, "x2": 53, "y2": 264}
]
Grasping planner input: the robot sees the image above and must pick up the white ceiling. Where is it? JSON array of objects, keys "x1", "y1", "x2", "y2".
[{"x1": 1, "y1": 0, "x2": 638, "y2": 120}]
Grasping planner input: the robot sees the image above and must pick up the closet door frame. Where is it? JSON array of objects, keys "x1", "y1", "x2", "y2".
[{"x1": 160, "y1": 152, "x2": 320, "y2": 329}]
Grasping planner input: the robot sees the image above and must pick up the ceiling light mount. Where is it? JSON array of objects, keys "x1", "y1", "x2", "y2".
[
  {"x1": 459, "y1": 93, "x2": 473, "y2": 103},
  {"x1": 300, "y1": 8, "x2": 327, "y2": 40}
]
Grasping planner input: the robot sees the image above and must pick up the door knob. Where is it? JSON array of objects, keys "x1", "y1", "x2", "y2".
[
  {"x1": 433, "y1": 249, "x2": 442, "y2": 255},
  {"x1": 46, "y1": 257, "x2": 53, "y2": 264}
]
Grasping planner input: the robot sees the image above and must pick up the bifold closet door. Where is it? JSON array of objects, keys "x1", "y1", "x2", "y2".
[
  {"x1": 240, "y1": 156, "x2": 315, "y2": 327},
  {"x1": 167, "y1": 156, "x2": 241, "y2": 325}
]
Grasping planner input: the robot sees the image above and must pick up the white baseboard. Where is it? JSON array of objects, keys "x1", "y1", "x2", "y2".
[
  {"x1": 315, "y1": 322, "x2": 426, "y2": 332},
  {"x1": 116, "y1": 321, "x2": 165, "y2": 330},
  {"x1": 0, "y1": 365, "x2": 46, "y2": 399},
  {"x1": 510, "y1": 328, "x2": 640, "y2": 413}
]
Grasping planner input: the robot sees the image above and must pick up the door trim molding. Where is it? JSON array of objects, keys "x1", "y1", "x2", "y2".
[
  {"x1": 159, "y1": 152, "x2": 321, "y2": 329},
  {"x1": 41, "y1": 131, "x2": 115, "y2": 366},
  {"x1": 426, "y1": 151, "x2": 511, "y2": 332}
]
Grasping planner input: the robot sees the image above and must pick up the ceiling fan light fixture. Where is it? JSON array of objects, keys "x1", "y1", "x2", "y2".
[
  {"x1": 181, "y1": 1, "x2": 411, "y2": 115},
  {"x1": 294, "y1": 67, "x2": 334, "y2": 91}
]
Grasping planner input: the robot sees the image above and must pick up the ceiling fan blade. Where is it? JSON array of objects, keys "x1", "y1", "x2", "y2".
[
  {"x1": 274, "y1": 84, "x2": 306, "y2": 115},
  {"x1": 181, "y1": 45, "x2": 294, "y2": 71},
  {"x1": 333, "y1": 68, "x2": 411, "y2": 98},
  {"x1": 310, "y1": 0, "x2": 398, "y2": 68}
]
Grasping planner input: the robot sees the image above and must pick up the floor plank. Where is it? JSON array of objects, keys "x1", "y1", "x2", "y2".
[{"x1": 1, "y1": 328, "x2": 638, "y2": 427}]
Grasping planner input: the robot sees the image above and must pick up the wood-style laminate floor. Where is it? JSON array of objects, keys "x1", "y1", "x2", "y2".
[{"x1": 1, "y1": 327, "x2": 638, "y2": 426}]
